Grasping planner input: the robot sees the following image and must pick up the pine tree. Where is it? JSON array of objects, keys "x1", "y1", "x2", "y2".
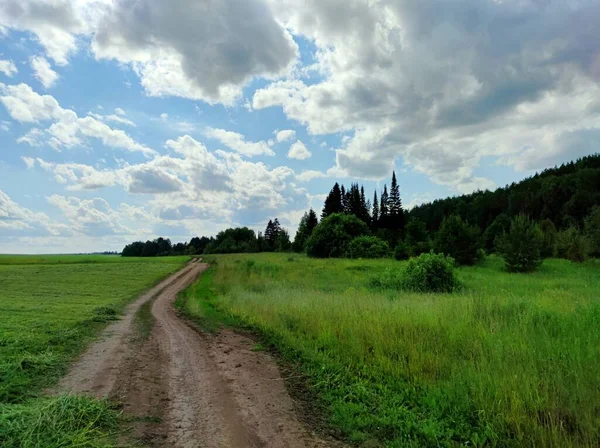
[
  {"x1": 380, "y1": 185, "x2": 389, "y2": 227},
  {"x1": 307, "y1": 208, "x2": 319, "y2": 234},
  {"x1": 322, "y1": 183, "x2": 344, "y2": 218},
  {"x1": 264, "y1": 218, "x2": 281, "y2": 251},
  {"x1": 372, "y1": 190, "x2": 379, "y2": 227},
  {"x1": 292, "y1": 209, "x2": 320, "y2": 252},
  {"x1": 360, "y1": 186, "x2": 370, "y2": 224},
  {"x1": 389, "y1": 171, "x2": 405, "y2": 231},
  {"x1": 340, "y1": 185, "x2": 348, "y2": 214}
]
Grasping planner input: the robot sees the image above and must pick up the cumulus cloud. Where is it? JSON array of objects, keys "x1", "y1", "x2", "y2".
[
  {"x1": 0, "y1": 59, "x2": 18, "y2": 77},
  {"x1": 252, "y1": 0, "x2": 600, "y2": 191},
  {"x1": 46, "y1": 195, "x2": 132, "y2": 236},
  {"x1": 0, "y1": 0, "x2": 91, "y2": 65},
  {"x1": 276, "y1": 129, "x2": 296, "y2": 142},
  {"x1": 30, "y1": 56, "x2": 59, "y2": 88},
  {"x1": 287, "y1": 140, "x2": 311, "y2": 160},
  {"x1": 91, "y1": 0, "x2": 298, "y2": 105},
  {"x1": 0, "y1": 189, "x2": 67, "y2": 237},
  {"x1": 0, "y1": 83, "x2": 154, "y2": 155},
  {"x1": 205, "y1": 127, "x2": 275, "y2": 157}
]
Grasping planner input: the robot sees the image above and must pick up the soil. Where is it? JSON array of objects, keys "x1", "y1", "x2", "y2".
[{"x1": 55, "y1": 260, "x2": 342, "y2": 448}]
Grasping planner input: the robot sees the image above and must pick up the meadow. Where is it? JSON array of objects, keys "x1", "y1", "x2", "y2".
[
  {"x1": 182, "y1": 253, "x2": 600, "y2": 447},
  {"x1": 0, "y1": 254, "x2": 188, "y2": 447}
]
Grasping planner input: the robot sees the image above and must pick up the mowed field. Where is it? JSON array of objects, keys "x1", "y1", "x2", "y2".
[
  {"x1": 182, "y1": 253, "x2": 600, "y2": 447},
  {"x1": 0, "y1": 254, "x2": 188, "y2": 446}
]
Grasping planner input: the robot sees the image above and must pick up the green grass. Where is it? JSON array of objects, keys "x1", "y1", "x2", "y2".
[
  {"x1": 0, "y1": 254, "x2": 188, "y2": 446},
  {"x1": 184, "y1": 253, "x2": 600, "y2": 447}
]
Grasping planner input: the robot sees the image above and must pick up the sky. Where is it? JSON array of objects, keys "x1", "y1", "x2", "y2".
[{"x1": 1, "y1": 0, "x2": 599, "y2": 254}]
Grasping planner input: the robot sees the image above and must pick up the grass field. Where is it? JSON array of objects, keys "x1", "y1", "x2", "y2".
[
  {"x1": 0, "y1": 254, "x2": 188, "y2": 447},
  {"x1": 182, "y1": 253, "x2": 600, "y2": 447}
]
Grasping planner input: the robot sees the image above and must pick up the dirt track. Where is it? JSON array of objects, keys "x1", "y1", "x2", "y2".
[{"x1": 56, "y1": 261, "x2": 339, "y2": 447}]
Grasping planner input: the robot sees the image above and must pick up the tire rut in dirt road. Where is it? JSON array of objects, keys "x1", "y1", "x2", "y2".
[
  {"x1": 53, "y1": 260, "x2": 201, "y2": 397},
  {"x1": 57, "y1": 261, "x2": 342, "y2": 447}
]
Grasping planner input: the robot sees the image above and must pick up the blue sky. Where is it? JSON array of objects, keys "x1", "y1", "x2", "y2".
[{"x1": 1, "y1": 0, "x2": 599, "y2": 253}]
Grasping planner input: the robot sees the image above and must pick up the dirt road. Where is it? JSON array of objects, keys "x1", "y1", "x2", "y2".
[{"x1": 57, "y1": 261, "x2": 339, "y2": 447}]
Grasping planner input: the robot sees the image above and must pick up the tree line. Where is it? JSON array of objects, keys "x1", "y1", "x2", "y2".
[{"x1": 122, "y1": 154, "x2": 600, "y2": 269}]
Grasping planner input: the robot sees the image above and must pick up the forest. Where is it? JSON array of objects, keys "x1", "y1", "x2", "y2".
[{"x1": 122, "y1": 154, "x2": 600, "y2": 269}]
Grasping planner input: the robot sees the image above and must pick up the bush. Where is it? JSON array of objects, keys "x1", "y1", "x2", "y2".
[
  {"x1": 394, "y1": 241, "x2": 410, "y2": 260},
  {"x1": 434, "y1": 215, "x2": 482, "y2": 265},
  {"x1": 345, "y1": 236, "x2": 390, "y2": 259},
  {"x1": 555, "y1": 228, "x2": 587, "y2": 262},
  {"x1": 306, "y1": 213, "x2": 370, "y2": 258},
  {"x1": 496, "y1": 215, "x2": 544, "y2": 273},
  {"x1": 401, "y1": 252, "x2": 461, "y2": 293},
  {"x1": 370, "y1": 252, "x2": 460, "y2": 293}
]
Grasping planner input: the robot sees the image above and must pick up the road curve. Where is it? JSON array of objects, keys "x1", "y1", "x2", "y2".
[{"x1": 56, "y1": 261, "x2": 340, "y2": 447}]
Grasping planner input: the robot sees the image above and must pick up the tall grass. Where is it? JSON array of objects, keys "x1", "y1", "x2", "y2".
[{"x1": 193, "y1": 254, "x2": 600, "y2": 447}]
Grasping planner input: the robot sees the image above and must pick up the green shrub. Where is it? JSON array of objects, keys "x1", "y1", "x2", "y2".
[
  {"x1": 345, "y1": 236, "x2": 390, "y2": 259},
  {"x1": 434, "y1": 215, "x2": 482, "y2": 265},
  {"x1": 555, "y1": 228, "x2": 587, "y2": 262},
  {"x1": 496, "y1": 215, "x2": 544, "y2": 273},
  {"x1": 306, "y1": 213, "x2": 370, "y2": 258},
  {"x1": 400, "y1": 252, "x2": 461, "y2": 293},
  {"x1": 370, "y1": 253, "x2": 460, "y2": 293},
  {"x1": 394, "y1": 241, "x2": 409, "y2": 260}
]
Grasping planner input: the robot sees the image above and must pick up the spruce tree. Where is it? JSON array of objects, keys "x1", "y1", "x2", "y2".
[
  {"x1": 389, "y1": 171, "x2": 405, "y2": 231},
  {"x1": 360, "y1": 186, "x2": 370, "y2": 224},
  {"x1": 341, "y1": 185, "x2": 348, "y2": 214},
  {"x1": 306, "y1": 208, "x2": 319, "y2": 234},
  {"x1": 372, "y1": 191, "x2": 379, "y2": 227},
  {"x1": 380, "y1": 185, "x2": 389, "y2": 227},
  {"x1": 322, "y1": 183, "x2": 344, "y2": 218}
]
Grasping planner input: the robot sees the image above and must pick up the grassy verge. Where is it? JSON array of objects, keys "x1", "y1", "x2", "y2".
[
  {"x1": 0, "y1": 255, "x2": 188, "y2": 447},
  {"x1": 180, "y1": 253, "x2": 600, "y2": 447}
]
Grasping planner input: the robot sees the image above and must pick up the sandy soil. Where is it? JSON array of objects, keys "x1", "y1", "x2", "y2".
[{"x1": 55, "y1": 261, "x2": 341, "y2": 448}]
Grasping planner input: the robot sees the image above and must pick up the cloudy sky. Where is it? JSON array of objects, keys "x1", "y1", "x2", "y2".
[{"x1": 1, "y1": 0, "x2": 599, "y2": 253}]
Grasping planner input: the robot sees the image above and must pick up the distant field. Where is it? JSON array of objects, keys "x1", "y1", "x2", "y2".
[
  {"x1": 0, "y1": 254, "x2": 188, "y2": 446},
  {"x1": 185, "y1": 253, "x2": 600, "y2": 447}
]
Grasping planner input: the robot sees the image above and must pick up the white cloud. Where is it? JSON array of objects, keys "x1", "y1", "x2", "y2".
[
  {"x1": 17, "y1": 127, "x2": 45, "y2": 146},
  {"x1": 160, "y1": 113, "x2": 168, "y2": 120},
  {"x1": 287, "y1": 140, "x2": 311, "y2": 160},
  {"x1": 0, "y1": 0, "x2": 91, "y2": 65},
  {"x1": 0, "y1": 59, "x2": 17, "y2": 77},
  {"x1": 252, "y1": 0, "x2": 600, "y2": 192},
  {"x1": 0, "y1": 189, "x2": 67, "y2": 237},
  {"x1": 1, "y1": 83, "x2": 154, "y2": 155},
  {"x1": 276, "y1": 129, "x2": 296, "y2": 142},
  {"x1": 30, "y1": 56, "x2": 59, "y2": 88},
  {"x1": 205, "y1": 127, "x2": 275, "y2": 157},
  {"x1": 46, "y1": 195, "x2": 132, "y2": 237},
  {"x1": 22, "y1": 156, "x2": 35, "y2": 169},
  {"x1": 114, "y1": 107, "x2": 125, "y2": 115},
  {"x1": 91, "y1": 0, "x2": 298, "y2": 105},
  {"x1": 297, "y1": 169, "x2": 326, "y2": 181},
  {"x1": 88, "y1": 112, "x2": 135, "y2": 127}
]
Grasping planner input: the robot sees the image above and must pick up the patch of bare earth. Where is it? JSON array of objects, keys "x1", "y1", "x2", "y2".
[{"x1": 54, "y1": 261, "x2": 343, "y2": 448}]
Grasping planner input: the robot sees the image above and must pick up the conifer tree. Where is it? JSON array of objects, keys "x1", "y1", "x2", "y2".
[
  {"x1": 380, "y1": 185, "x2": 389, "y2": 227},
  {"x1": 372, "y1": 190, "x2": 379, "y2": 227},
  {"x1": 322, "y1": 183, "x2": 344, "y2": 218},
  {"x1": 389, "y1": 171, "x2": 405, "y2": 231}
]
